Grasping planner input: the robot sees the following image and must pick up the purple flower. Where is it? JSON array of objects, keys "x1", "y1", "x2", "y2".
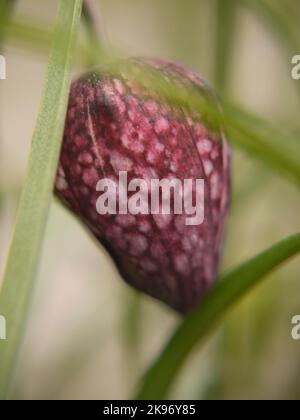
[{"x1": 55, "y1": 58, "x2": 231, "y2": 314}]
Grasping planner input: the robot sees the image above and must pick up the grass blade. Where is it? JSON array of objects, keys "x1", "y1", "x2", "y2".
[
  {"x1": 108, "y1": 61, "x2": 300, "y2": 186},
  {"x1": 135, "y1": 232, "x2": 300, "y2": 399},
  {"x1": 223, "y1": 104, "x2": 300, "y2": 187},
  {"x1": 5, "y1": 18, "x2": 90, "y2": 65},
  {"x1": 243, "y1": 0, "x2": 300, "y2": 53},
  {"x1": 0, "y1": 0, "x2": 82, "y2": 399},
  {"x1": 242, "y1": 0, "x2": 300, "y2": 101},
  {"x1": 1, "y1": 0, "x2": 16, "y2": 215},
  {"x1": 0, "y1": 0, "x2": 15, "y2": 44},
  {"x1": 214, "y1": 0, "x2": 238, "y2": 95},
  {"x1": 6, "y1": 18, "x2": 52, "y2": 54},
  {"x1": 5, "y1": 17, "x2": 300, "y2": 187}
]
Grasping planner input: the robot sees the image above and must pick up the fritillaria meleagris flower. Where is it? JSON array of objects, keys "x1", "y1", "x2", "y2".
[{"x1": 55, "y1": 58, "x2": 231, "y2": 314}]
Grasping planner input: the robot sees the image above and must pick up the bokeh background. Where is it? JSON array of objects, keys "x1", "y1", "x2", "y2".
[{"x1": 1, "y1": 0, "x2": 300, "y2": 399}]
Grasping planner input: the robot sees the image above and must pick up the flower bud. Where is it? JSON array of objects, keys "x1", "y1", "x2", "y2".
[{"x1": 55, "y1": 58, "x2": 231, "y2": 314}]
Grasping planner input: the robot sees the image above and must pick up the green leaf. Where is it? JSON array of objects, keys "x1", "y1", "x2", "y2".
[
  {"x1": 0, "y1": 0, "x2": 15, "y2": 44},
  {"x1": 243, "y1": 0, "x2": 300, "y2": 53},
  {"x1": 113, "y1": 62, "x2": 300, "y2": 187},
  {"x1": 135, "y1": 232, "x2": 300, "y2": 399},
  {"x1": 0, "y1": 0, "x2": 82, "y2": 399}
]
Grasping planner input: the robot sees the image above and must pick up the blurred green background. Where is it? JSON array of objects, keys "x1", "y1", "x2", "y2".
[{"x1": 1, "y1": 0, "x2": 300, "y2": 400}]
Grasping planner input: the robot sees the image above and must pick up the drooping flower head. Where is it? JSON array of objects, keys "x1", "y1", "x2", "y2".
[{"x1": 55, "y1": 58, "x2": 231, "y2": 314}]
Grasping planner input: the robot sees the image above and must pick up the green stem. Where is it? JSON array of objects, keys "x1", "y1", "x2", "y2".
[
  {"x1": 135, "y1": 232, "x2": 300, "y2": 399},
  {"x1": 82, "y1": 0, "x2": 105, "y2": 45},
  {"x1": 214, "y1": 0, "x2": 238, "y2": 96},
  {"x1": 82, "y1": 0, "x2": 110, "y2": 66},
  {"x1": 0, "y1": 0, "x2": 82, "y2": 399}
]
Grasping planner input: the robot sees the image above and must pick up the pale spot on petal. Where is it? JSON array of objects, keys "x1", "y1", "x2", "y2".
[
  {"x1": 138, "y1": 219, "x2": 152, "y2": 233},
  {"x1": 203, "y1": 159, "x2": 213, "y2": 176},
  {"x1": 142, "y1": 258, "x2": 158, "y2": 273},
  {"x1": 56, "y1": 177, "x2": 68, "y2": 191},
  {"x1": 174, "y1": 254, "x2": 189, "y2": 275},
  {"x1": 116, "y1": 214, "x2": 136, "y2": 227},
  {"x1": 153, "y1": 213, "x2": 172, "y2": 229},
  {"x1": 126, "y1": 233, "x2": 148, "y2": 256},
  {"x1": 210, "y1": 173, "x2": 220, "y2": 200},
  {"x1": 144, "y1": 100, "x2": 158, "y2": 114},
  {"x1": 113, "y1": 78, "x2": 125, "y2": 95},
  {"x1": 83, "y1": 167, "x2": 98, "y2": 187},
  {"x1": 110, "y1": 151, "x2": 133, "y2": 172},
  {"x1": 155, "y1": 116, "x2": 169, "y2": 134}
]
